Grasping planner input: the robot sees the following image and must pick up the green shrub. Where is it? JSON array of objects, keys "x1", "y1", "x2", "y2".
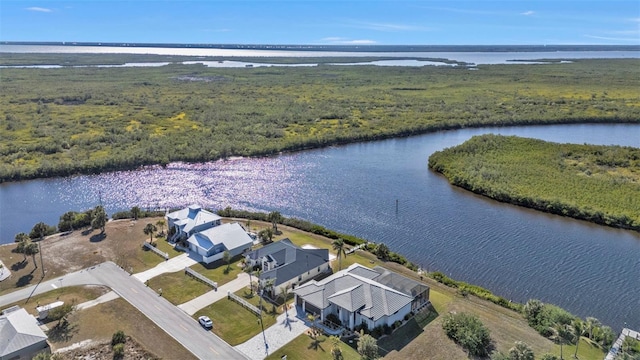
[
  {"x1": 111, "y1": 330, "x2": 126, "y2": 346},
  {"x1": 112, "y1": 343, "x2": 124, "y2": 359},
  {"x1": 442, "y1": 312, "x2": 492, "y2": 357}
]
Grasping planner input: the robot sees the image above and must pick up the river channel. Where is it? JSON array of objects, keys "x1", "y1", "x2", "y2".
[{"x1": 0, "y1": 123, "x2": 639, "y2": 330}]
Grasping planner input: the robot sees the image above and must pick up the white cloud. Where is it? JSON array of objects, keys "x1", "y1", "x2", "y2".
[
  {"x1": 521, "y1": 11, "x2": 535, "y2": 16},
  {"x1": 584, "y1": 34, "x2": 640, "y2": 42},
  {"x1": 346, "y1": 20, "x2": 430, "y2": 32},
  {"x1": 320, "y1": 37, "x2": 377, "y2": 45},
  {"x1": 26, "y1": 7, "x2": 53, "y2": 12}
]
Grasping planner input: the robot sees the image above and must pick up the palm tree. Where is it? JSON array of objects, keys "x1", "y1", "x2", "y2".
[
  {"x1": 16, "y1": 238, "x2": 31, "y2": 262},
  {"x1": 551, "y1": 324, "x2": 575, "y2": 360},
  {"x1": 279, "y1": 285, "x2": 290, "y2": 317},
  {"x1": 156, "y1": 219, "x2": 166, "y2": 236},
  {"x1": 24, "y1": 242, "x2": 40, "y2": 270},
  {"x1": 244, "y1": 263, "x2": 255, "y2": 295},
  {"x1": 131, "y1": 206, "x2": 141, "y2": 220},
  {"x1": 585, "y1": 317, "x2": 601, "y2": 340},
  {"x1": 263, "y1": 278, "x2": 276, "y2": 299},
  {"x1": 143, "y1": 223, "x2": 157, "y2": 244},
  {"x1": 572, "y1": 319, "x2": 585, "y2": 358},
  {"x1": 332, "y1": 238, "x2": 347, "y2": 271}
]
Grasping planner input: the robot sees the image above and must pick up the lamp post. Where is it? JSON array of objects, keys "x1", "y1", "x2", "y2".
[{"x1": 258, "y1": 289, "x2": 268, "y2": 355}]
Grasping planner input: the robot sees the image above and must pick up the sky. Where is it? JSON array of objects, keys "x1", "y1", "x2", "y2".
[{"x1": 1, "y1": 1, "x2": 639, "y2": 45}]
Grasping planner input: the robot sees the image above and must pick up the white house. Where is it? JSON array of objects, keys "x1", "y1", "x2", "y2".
[
  {"x1": 166, "y1": 205, "x2": 221, "y2": 241},
  {"x1": 293, "y1": 263, "x2": 429, "y2": 331},
  {"x1": 0, "y1": 307, "x2": 49, "y2": 360},
  {"x1": 186, "y1": 222, "x2": 253, "y2": 264},
  {"x1": 244, "y1": 239, "x2": 331, "y2": 298}
]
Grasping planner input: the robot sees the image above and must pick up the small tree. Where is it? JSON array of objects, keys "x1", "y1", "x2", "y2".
[
  {"x1": 357, "y1": 331, "x2": 379, "y2": 360},
  {"x1": 330, "y1": 335, "x2": 344, "y2": 360},
  {"x1": 16, "y1": 237, "x2": 31, "y2": 262},
  {"x1": 509, "y1": 341, "x2": 534, "y2": 360},
  {"x1": 131, "y1": 206, "x2": 141, "y2": 220},
  {"x1": 143, "y1": 223, "x2": 157, "y2": 244},
  {"x1": 156, "y1": 219, "x2": 166, "y2": 235},
  {"x1": 14, "y1": 232, "x2": 30, "y2": 243},
  {"x1": 112, "y1": 330, "x2": 126, "y2": 346},
  {"x1": 223, "y1": 250, "x2": 231, "y2": 271},
  {"x1": 258, "y1": 228, "x2": 273, "y2": 244},
  {"x1": 113, "y1": 343, "x2": 125, "y2": 359},
  {"x1": 48, "y1": 300, "x2": 76, "y2": 325},
  {"x1": 30, "y1": 222, "x2": 50, "y2": 240},
  {"x1": 267, "y1": 211, "x2": 282, "y2": 233},
  {"x1": 375, "y1": 243, "x2": 389, "y2": 261},
  {"x1": 92, "y1": 205, "x2": 108, "y2": 234},
  {"x1": 332, "y1": 238, "x2": 347, "y2": 271},
  {"x1": 442, "y1": 312, "x2": 492, "y2": 357}
]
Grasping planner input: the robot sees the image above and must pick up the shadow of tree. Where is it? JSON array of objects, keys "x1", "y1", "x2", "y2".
[
  {"x1": 11, "y1": 260, "x2": 27, "y2": 271},
  {"x1": 377, "y1": 308, "x2": 439, "y2": 355},
  {"x1": 81, "y1": 228, "x2": 94, "y2": 236},
  {"x1": 90, "y1": 233, "x2": 106, "y2": 242},
  {"x1": 47, "y1": 319, "x2": 78, "y2": 342},
  {"x1": 307, "y1": 334, "x2": 327, "y2": 352},
  {"x1": 15, "y1": 272, "x2": 34, "y2": 287}
]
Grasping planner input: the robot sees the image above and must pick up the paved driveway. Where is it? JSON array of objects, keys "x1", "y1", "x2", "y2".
[
  {"x1": 178, "y1": 272, "x2": 249, "y2": 315},
  {"x1": 0, "y1": 262, "x2": 248, "y2": 360},
  {"x1": 235, "y1": 308, "x2": 310, "y2": 360},
  {"x1": 133, "y1": 253, "x2": 199, "y2": 283}
]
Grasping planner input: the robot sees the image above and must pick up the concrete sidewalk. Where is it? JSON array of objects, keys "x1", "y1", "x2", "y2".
[
  {"x1": 76, "y1": 291, "x2": 120, "y2": 310},
  {"x1": 235, "y1": 308, "x2": 310, "y2": 360},
  {"x1": 178, "y1": 272, "x2": 250, "y2": 315},
  {"x1": 133, "y1": 253, "x2": 198, "y2": 283}
]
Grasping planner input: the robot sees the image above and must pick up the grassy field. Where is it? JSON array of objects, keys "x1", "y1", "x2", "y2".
[
  {"x1": 1, "y1": 58, "x2": 638, "y2": 182},
  {"x1": 429, "y1": 134, "x2": 640, "y2": 230},
  {"x1": 194, "y1": 292, "x2": 282, "y2": 346},
  {"x1": 146, "y1": 271, "x2": 212, "y2": 305}
]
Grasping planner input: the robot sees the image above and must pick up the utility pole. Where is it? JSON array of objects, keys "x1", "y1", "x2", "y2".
[{"x1": 39, "y1": 242, "x2": 45, "y2": 278}]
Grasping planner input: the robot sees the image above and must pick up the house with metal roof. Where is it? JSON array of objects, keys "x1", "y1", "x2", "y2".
[
  {"x1": 0, "y1": 307, "x2": 49, "y2": 360},
  {"x1": 186, "y1": 222, "x2": 253, "y2": 263},
  {"x1": 167, "y1": 205, "x2": 221, "y2": 241},
  {"x1": 293, "y1": 263, "x2": 429, "y2": 331},
  {"x1": 245, "y1": 239, "x2": 331, "y2": 298}
]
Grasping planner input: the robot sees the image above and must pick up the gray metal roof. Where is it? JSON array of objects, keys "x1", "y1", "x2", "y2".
[
  {"x1": 187, "y1": 222, "x2": 252, "y2": 252},
  {"x1": 260, "y1": 246, "x2": 330, "y2": 287},
  {"x1": 0, "y1": 308, "x2": 47, "y2": 357},
  {"x1": 294, "y1": 264, "x2": 414, "y2": 321},
  {"x1": 167, "y1": 205, "x2": 221, "y2": 234},
  {"x1": 370, "y1": 266, "x2": 430, "y2": 298},
  {"x1": 245, "y1": 238, "x2": 295, "y2": 261}
]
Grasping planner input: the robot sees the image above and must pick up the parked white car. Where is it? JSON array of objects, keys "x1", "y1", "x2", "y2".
[{"x1": 198, "y1": 315, "x2": 213, "y2": 329}]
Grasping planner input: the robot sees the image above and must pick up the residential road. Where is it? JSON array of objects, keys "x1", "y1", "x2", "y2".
[{"x1": 0, "y1": 262, "x2": 249, "y2": 360}]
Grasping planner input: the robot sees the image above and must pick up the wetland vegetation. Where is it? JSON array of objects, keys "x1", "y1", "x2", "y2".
[
  {"x1": 428, "y1": 134, "x2": 640, "y2": 230},
  {"x1": 0, "y1": 57, "x2": 639, "y2": 182}
]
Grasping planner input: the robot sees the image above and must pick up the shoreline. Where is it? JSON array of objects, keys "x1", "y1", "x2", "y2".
[{"x1": 2, "y1": 118, "x2": 638, "y2": 184}]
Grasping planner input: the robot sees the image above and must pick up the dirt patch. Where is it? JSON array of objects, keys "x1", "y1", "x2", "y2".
[
  {"x1": 0, "y1": 218, "x2": 165, "y2": 294},
  {"x1": 55, "y1": 336, "x2": 160, "y2": 360}
]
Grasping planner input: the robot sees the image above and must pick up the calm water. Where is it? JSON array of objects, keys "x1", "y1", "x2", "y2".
[
  {"x1": 1, "y1": 124, "x2": 639, "y2": 331},
  {"x1": 2, "y1": 45, "x2": 639, "y2": 65}
]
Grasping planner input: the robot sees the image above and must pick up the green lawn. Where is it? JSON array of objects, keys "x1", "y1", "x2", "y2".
[
  {"x1": 153, "y1": 237, "x2": 183, "y2": 258},
  {"x1": 195, "y1": 296, "x2": 281, "y2": 346},
  {"x1": 146, "y1": 271, "x2": 212, "y2": 305},
  {"x1": 378, "y1": 309, "x2": 439, "y2": 356},
  {"x1": 189, "y1": 256, "x2": 245, "y2": 287},
  {"x1": 265, "y1": 334, "x2": 361, "y2": 360},
  {"x1": 552, "y1": 337, "x2": 607, "y2": 360}
]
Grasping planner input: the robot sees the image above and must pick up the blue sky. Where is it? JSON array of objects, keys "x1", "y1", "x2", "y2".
[{"x1": 1, "y1": 1, "x2": 639, "y2": 45}]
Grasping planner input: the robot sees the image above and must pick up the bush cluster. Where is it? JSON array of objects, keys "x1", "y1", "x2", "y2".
[{"x1": 430, "y1": 272, "x2": 522, "y2": 312}]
